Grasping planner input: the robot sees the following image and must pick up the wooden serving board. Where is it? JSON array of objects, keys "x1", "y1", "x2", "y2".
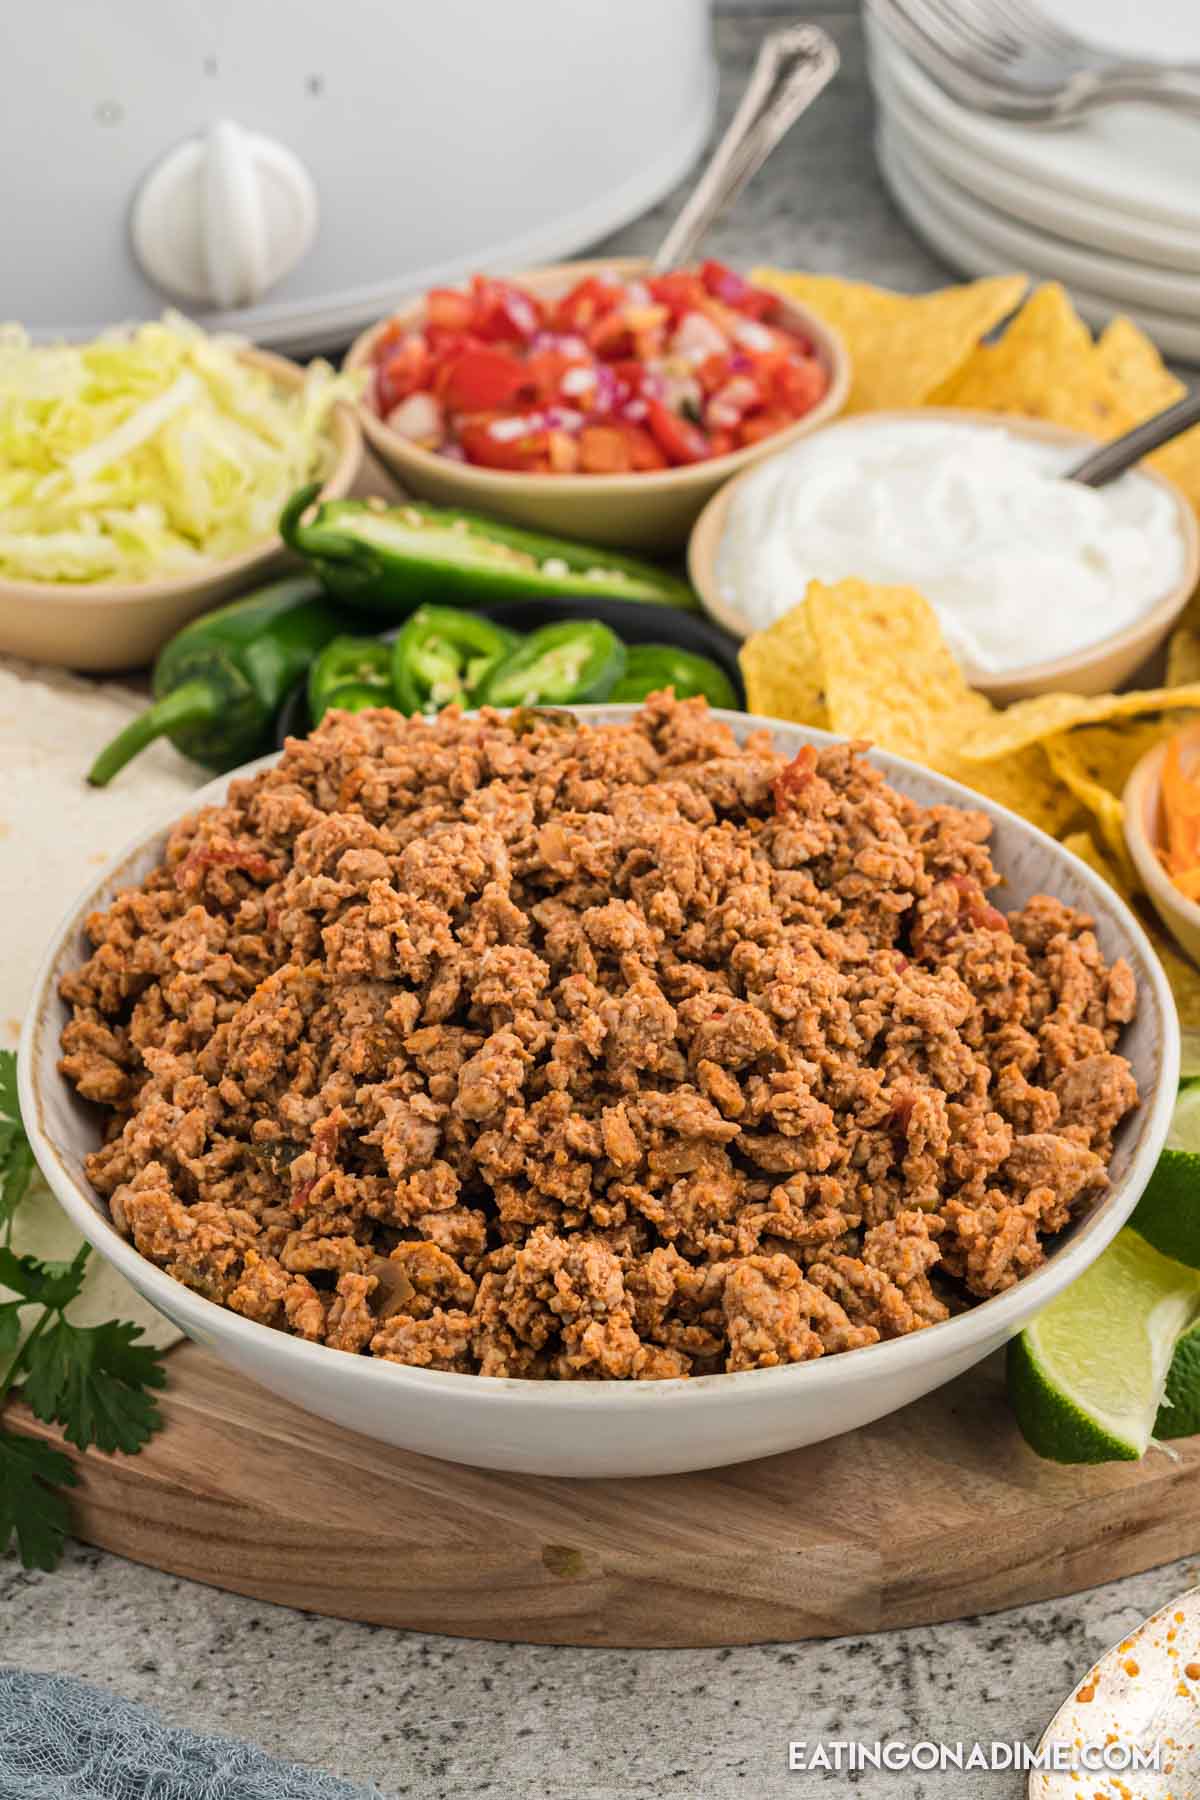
[{"x1": 16, "y1": 1343, "x2": 1200, "y2": 1647}]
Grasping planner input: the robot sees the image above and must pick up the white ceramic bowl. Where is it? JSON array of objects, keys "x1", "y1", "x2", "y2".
[
  {"x1": 687, "y1": 409, "x2": 1200, "y2": 706},
  {"x1": 21, "y1": 709, "x2": 1179, "y2": 1478}
]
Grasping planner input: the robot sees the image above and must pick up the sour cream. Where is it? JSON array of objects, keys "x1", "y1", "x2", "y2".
[{"x1": 716, "y1": 418, "x2": 1186, "y2": 674}]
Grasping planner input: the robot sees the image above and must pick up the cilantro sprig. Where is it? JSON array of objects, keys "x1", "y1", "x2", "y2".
[{"x1": 0, "y1": 1049, "x2": 167, "y2": 1570}]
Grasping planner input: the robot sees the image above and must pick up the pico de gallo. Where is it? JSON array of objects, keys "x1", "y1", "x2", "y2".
[{"x1": 368, "y1": 261, "x2": 829, "y2": 475}]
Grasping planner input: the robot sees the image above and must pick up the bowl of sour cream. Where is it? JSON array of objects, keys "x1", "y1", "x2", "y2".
[{"x1": 688, "y1": 409, "x2": 1199, "y2": 702}]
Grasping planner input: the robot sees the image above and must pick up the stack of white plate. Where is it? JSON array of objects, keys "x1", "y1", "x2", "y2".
[{"x1": 866, "y1": 0, "x2": 1200, "y2": 360}]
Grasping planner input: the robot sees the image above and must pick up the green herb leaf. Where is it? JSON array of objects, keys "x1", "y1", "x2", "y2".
[
  {"x1": 0, "y1": 1049, "x2": 33, "y2": 1231},
  {"x1": 0, "y1": 1244, "x2": 89, "y2": 1310},
  {"x1": 0, "y1": 1050, "x2": 19, "y2": 1125},
  {"x1": 22, "y1": 1318, "x2": 167, "y2": 1454},
  {"x1": 0, "y1": 1051, "x2": 167, "y2": 1578},
  {"x1": 0, "y1": 1134, "x2": 34, "y2": 1227},
  {"x1": 0, "y1": 1427, "x2": 77, "y2": 1570}
]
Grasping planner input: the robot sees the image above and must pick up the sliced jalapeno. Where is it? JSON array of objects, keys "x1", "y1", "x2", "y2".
[
  {"x1": 308, "y1": 635, "x2": 393, "y2": 722},
  {"x1": 280, "y1": 485, "x2": 699, "y2": 614},
  {"x1": 391, "y1": 605, "x2": 520, "y2": 715},
  {"x1": 609, "y1": 644, "x2": 737, "y2": 709},
  {"x1": 318, "y1": 681, "x2": 394, "y2": 717},
  {"x1": 481, "y1": 620, "x2": 626, "y2": 709}
]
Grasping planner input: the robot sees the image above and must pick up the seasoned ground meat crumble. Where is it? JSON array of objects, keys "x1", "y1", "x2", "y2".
[{"x1": 59, "y1": 697, "x2": 1139, "y2": 1379}]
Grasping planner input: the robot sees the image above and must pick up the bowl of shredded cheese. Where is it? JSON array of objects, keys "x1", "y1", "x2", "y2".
[{"x1": 0, "y1": 316, "x2": 361, "y2": 670}]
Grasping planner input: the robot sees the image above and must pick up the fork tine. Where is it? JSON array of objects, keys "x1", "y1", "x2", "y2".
[
  {"x1": 986, "y1": 0, "x2": 1083, "y2": 52},
  {"x1": 886, "y1": 0, "x2": 1090, "y2": 90},
  {"x1": 954, "y1": 0, "x2": 1032, "y2": 60},
  {"x1": 871, "y1": 0, "x2": 1008, "y2": 94},
  {"x1": 896, "y1": 0, "x2": 1004, "y2": 66}
]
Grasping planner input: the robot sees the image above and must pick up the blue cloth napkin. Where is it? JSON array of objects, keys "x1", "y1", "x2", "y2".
[{"x1": 0, "y1": 1670, "x2": 386, "y2": 1800}]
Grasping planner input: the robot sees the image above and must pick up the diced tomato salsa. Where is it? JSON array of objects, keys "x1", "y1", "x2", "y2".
[{"x1": 369, "y1": 262, "x2": 828, "y2": 475}]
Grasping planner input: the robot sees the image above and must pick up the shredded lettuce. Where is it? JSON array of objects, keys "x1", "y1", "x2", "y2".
[{"x1": 0, "y1": 314, "x2": 358, "y2": 583}]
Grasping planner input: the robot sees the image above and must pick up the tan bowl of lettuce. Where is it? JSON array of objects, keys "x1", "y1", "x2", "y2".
[{"x1": 0, "y1": 330, "x2": 361, "y2": 672}]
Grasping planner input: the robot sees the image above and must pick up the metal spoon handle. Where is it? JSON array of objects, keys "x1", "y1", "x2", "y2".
[
  {"x1": 1069, "y1": 389, "x2": 1200, "y2": 486},
  {"x1": 651, "y1": 24, "x2": 840, "y2": 274}
]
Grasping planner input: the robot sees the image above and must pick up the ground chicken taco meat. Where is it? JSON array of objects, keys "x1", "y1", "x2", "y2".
[{"x1": 59, "y1": 697, "x2": 1139, "y2": 1379}]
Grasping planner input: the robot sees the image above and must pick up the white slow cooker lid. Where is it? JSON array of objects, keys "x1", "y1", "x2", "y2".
[{"x1": 7, "y1": 0, "x2": 716, "y2": 353}]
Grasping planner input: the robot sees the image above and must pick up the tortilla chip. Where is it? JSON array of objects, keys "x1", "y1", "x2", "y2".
[
  {"x1": 1094, "y1": 316, "x2": 1183, "y2": 416},
  {"x1": 1168, "y1": 594, "x2": 1200, "y2": 688},
  {"x1": 1155, "y1": 431, "x2": 1200, "y2": 530},
  {"x1": 1061, "y1": 829, "x2": 1134, "y2": 901},
  {"x1": 801, "y1": 580, "x2": 1074, "y2": 834},
  {"x1": 752, "y1": 269, "x2": 1027, "y2": 414},
  {"x1": 739, "y1": 601, "x2": 828, "y2": 728},
  {"x1": 802, "y1": 579, "x2": 989, "y2": 761},
  {"x1": 928, "y1": 284, "x2": 1121, "y2": 427},
  {"x1": 1163, "y1": 946, "x2": 1200, "y2": 1027},
  {"x1": 959, "y1": 685, "x2": 1200, "y2": 763},
  {"x1": 1069, "y1": 314, "x2": 1200, "y2": 517},
  {"x1": 1044, "y1": 736, "x2": 1132, "y2": 876}
]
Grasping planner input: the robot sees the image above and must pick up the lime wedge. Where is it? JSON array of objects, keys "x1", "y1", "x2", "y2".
[
  {"x1": 1008, "y1": 1229, "x2": 1200, "y2": 1462},
  {"x1": 1156, "y1": 1317, "x2": 1200, "y2": 1439},
  {"x1": 1168, "y1": 1083, "x2": 1200, "y2": 1152},
  {"x1": 1181, "y1": 1029, "x2": 1200, "y2": 1084},
  {"x1": 1129, "y1": 1144, "x2": 1200, "y2": 1272}
]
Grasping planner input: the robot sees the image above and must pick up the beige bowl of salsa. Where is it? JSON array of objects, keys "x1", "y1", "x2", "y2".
[{"x1": 343, "y1": 258, "x2": 850, "y2": 553}]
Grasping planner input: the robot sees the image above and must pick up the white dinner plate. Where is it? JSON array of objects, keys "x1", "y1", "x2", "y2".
[
  {"x1": 877, "y1": 132, "x2": 1200, "y2": 362},
  {"x1": 866, "y1": 10, "x2": 1200, "y2": 237},
  {"x1": 870, "y1": 49, "x2": 1200, "y2": 272},
  {"x1": 878, "y1": 116, "x2": 1200, "y2": 317}
]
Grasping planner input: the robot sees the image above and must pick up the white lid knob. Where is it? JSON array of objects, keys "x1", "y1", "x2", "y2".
[{"x1": 132, "y1": 119, "x2": 318, "y2": 311}]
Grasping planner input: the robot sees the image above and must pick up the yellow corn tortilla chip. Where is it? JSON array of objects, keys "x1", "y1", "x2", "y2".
[
  {"x1": 803, "y1": 579, "x2": 989, "y2": 762},
  {"x1": 1152, "y1": 435, "x2": 1200, "y2": 521},
  {"x1": 801, "y1": 580, "x2": 1074, "y2": 835},
  {"x1": 1168, "y1": 594, "x2": 1200, "y2": 688},
  {"x1": 739, "y1": 601, "x2": 828, "y2": 729},
  {"x1": 1160, "y1": 944, "x2": 1200, "y2": 1026},
  {"x1": 959, "y1": 685, "x2": 1200, "y2": 763},
  {"x1": 1044, "y1": 736, "x2": 1132, "y2": 877},
  {"x1": 1094, "y1": 316, "x2": 1183, "y2": 416},
  {"x1": 752, "y1": 269, "x2": 1027, "y2": 414},
  {"x1": 929, "y1": 283, "x2": 1137, "y2": 436},
  {"x1": 1061, "y1": 830, "x2": 1134, "y2": 902},
  {"x1": 1066, "y1": 314, "x2": 1200, "y2": 519}
]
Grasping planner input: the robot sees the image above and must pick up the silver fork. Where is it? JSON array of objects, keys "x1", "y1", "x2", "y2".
[{"x1": 867, "y1": 0, "x2": 1200, "y2": 123}]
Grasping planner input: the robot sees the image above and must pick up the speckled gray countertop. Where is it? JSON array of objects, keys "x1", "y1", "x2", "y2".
[{"x1": 6, "y1": 11, "x2": 1198, "y2": 1800}]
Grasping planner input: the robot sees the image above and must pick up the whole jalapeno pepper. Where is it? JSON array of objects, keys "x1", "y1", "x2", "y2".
[
  {"x1": 308, "y1": 635, "x2": 393, "y2": 723},
  {"x1": 480, "y1": 620, "x2": 626, "y2": 709},
  {"x1": 391, "y1": 606, "x2": 520, "y2": 715},
  {"x1": 609, "y1": 644, "x2": 738, "y2": 709},
  {"x1": 280, "y1": 484, "x2": 698, "y2": 615},
  {"x1": 88, "y1": 576, "x2": 342, "y2": 786}
]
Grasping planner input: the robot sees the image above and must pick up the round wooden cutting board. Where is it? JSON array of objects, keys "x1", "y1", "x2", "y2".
[{"x1": 16, "y1": 1342, "x2": 1200, "y2": 1646}]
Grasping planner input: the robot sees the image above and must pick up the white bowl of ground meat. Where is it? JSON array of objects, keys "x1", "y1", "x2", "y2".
[{"x1": 23, "y1": 699, "x2": 1178, "y2": 1477}]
